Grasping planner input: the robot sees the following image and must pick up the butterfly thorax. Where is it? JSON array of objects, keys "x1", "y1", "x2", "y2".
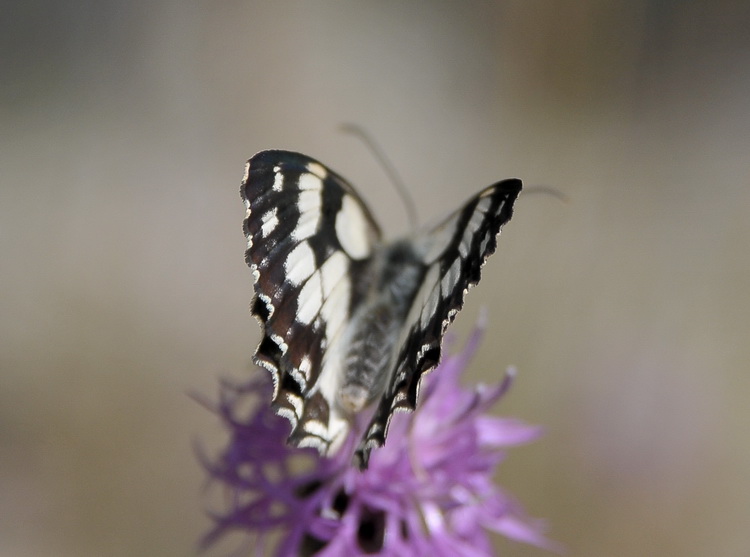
[{"x1": 339, "y1": 241, "x2": 425, "y2": 414}]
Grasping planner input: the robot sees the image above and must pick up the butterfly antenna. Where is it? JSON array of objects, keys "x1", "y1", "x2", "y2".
[
  {"x1": 340, "y1": 123, "x2": 419, "y2": 229},
  {"x1": 522, "y1": 185, "x2": 569, "y2": 203}
]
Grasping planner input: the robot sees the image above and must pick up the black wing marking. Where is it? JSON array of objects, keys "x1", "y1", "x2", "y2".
[
  {"x1": 353, "y1": 179, "x2": 522, "y2": 468},
  {"x1": 242, "y1": 150, "x2": 381, "y2": 451}
]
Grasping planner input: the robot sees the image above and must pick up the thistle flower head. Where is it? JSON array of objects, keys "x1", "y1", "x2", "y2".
[{"x1": 201, "y1": 327, "x2": 554, "y2": 556}]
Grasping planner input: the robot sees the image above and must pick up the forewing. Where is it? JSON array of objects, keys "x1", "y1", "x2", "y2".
[
  {"x1": 242, "y1": 150, "x2": 381, "y2": 452},
  {"x1": 354, "y1": 178, "x2": 522, "y2": 468}
]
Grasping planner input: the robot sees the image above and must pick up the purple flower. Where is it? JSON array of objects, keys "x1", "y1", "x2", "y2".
[{"x1": 201, "y1": 326, "x2": 555, "y2": 556}]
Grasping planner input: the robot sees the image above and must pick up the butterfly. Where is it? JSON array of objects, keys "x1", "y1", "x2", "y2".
[{"x1": 241, "y1": 150, "x2": 521, "y2": 469}]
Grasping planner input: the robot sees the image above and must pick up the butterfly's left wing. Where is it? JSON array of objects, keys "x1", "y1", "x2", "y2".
[
  {"x1": 354, "y1": 178, "x2": 522, "y2": 468},
  {"x1": 242, "y1": 150, "x2": 382, "y2": 453}
]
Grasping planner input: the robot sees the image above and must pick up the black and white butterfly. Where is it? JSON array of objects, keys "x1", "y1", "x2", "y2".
[{"x1": 241, "y1": 150, "x2": 521, "y2": 469}]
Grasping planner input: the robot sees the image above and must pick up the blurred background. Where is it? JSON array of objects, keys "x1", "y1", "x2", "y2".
[{"x1": 2, "y1": 2, "x2": 749, "y2": 556}]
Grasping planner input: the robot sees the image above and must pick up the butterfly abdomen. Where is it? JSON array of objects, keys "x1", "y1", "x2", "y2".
[
  {"x1": 340, "y1": 301, "x2": 397, "y2": 413},
  {"x1": 339, "y1": 243, "x2": 426, "y2": 414}
]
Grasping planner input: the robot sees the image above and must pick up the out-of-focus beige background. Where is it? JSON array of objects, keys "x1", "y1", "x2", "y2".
[{"x1": 2, "y1": 2, "x2": 749, "y2": 556}]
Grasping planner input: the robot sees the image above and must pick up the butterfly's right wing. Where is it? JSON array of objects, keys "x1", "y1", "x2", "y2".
[
  {"x1": 354, "y1": 178, "x2": 522, "y2": 468},
  {"x1": 242, "y1": 150, "x2": 381, "y2": 452}
]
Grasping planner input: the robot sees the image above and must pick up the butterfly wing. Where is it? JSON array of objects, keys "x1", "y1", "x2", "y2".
[
  {"x1": 354, "y1": 179, "x2": 522, "y2": 468},
  {"x1": 242, "y1": 150, "x2": 381, "y2": 452}
]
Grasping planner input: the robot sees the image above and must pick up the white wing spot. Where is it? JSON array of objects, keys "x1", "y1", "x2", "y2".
[
  {"x1": 286, "y1": 392, "x2": 304, "y2": 419},
  {"x1": 336, "y1": 195, "x2": 372, "y2": 259},
  {"x1": 441, "y1": 257, "x2": 462, "y2": 297},
  {"x1": 261, "y1": 208, "x2": 279, "y2": 237},
  {"x1": 320, "y1": 252, "x2": 348, "y2": 298},
  {"x1": 270, "y1": 334, "x2": 288, "y2": 354},
  {"x1": 292, "y1": 206, "x2": 321, "y2": 241},
  {"x1": 318, "y1": 264, "x2": 351, "y2": 353},
  {"x1": 297, "y1": 436, "x2": 327, "y2": 450},
  {"x1": 276, "y1": 407, "x2": 298, "y2": 428},
  {"x1": 285, "y1": 242, "x2": 315, "y2": 286},
  {"x1": 242, "y1": 162, "x2": 250, "y2": 183},
  {"x1": 303, "y1": 419, "x2": 329, "y2": 438},
  {"x1": 272, "y1": 169, "x2": 284, "y2": 192},
  {"x1": 258, "y1": 293, "x2": 274, "y2": 318},
  {"x1": 459, "y1": 199, "x2": 491, "y2": 256},
  {"x1": 298, "y1": 187, "x2": 322, "y2": 214},
  {"x1": 297, "y1": 270, "x2": 323, "y2": 324},
  {"x1": 299, "y1": 355, "x2": 312, "y2": 376},
  {"x1": 418, "y1": 266, "x2": 443, "y2": 331},
  {"x1": 417, "y1": 343, "x2": 430, "y2": 360},
  {"x1": 288, "y1": 368, "x2": 307, "y2": 390},
  {"x1": 400, "y1": 264, "x2": 438, "y2": 342},
  {"x1": 298, "y1": 172, "x2": 323, "y2": 191},
  {"x1": 421, "y1": 286, "x2": 440, "y2": 330},
  {"x1": 305, "y1": 161, "x2": 328, "y2": 179},
  {"x1": 476, "y1": 196, "x2": 492, "y2": 212}
]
